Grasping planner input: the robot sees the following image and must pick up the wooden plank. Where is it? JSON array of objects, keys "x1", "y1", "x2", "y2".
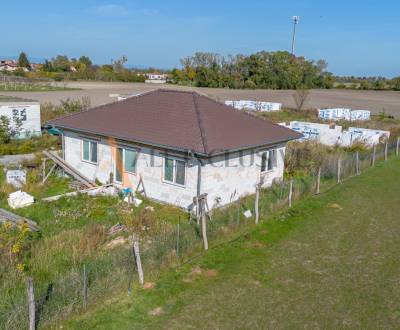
[
  {"x1": 43, "y1": 150, "x2": 96, "y2": 188},
  {"x1": 0, "y1": 208, "x2": 39, "y2": 231},
  {"x1": 42, "y1": 184, "x2": 114, "y2": 202}
]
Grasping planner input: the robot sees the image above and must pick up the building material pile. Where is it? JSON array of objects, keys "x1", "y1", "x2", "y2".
[
  {"x1": 281, "y1": 121, "x2": 389, "y2": 147},
  {"x1": 225, "y1": 100, "x2": 282, "y2": 112},
  {"x1": 6, "y1": 170, "x2": 26, "y2": 187},
  {"x1": 8, "y1": 191, "x2": 34, "y2": 209},
  {"x1": 318, "y1": 108, "x2": 371, "y2": 121}
]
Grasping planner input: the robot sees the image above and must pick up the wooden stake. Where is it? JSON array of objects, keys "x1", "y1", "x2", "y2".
[
  {"x1": 201, "y1": 207, "x2": 209, "y2": 251},
  {"x1": 288, "y1": 178, "x2": 293, "y2": 208},
  {"x1": 384, "y1": 140, "x2": 388, "y2": 161},
  {"x1": 42, "y1": 158, "x2": 46, "y2": 182},
  {"x1": 83, "y1": 264, "x2": 88, "y2": 309},
  {"x1": 176, "y1": 220, "x2": 180, "y2": 258},
  {"x1": 396, "y1": 137, "x2": 400, "y2": 156},
  {"x1": 27, "y1": 277, "x2": 35, "y2": 330},
  {"x1": 372, "y1": 145, "x2": 376, "y2": 167},
  {"x1": 356, "y1": 151, "x2": 360, "y2": 175},
  {"x1": 133, "y1": 235, "x2": 144, "y2": 285},
  {"x1": 255, "y1": 184, "x2": 260, "y2": 224},
  {"x1": 316, "y1": 167, "x2": 321, "y2": 194},
  {"x1": 337, "y1": 157, "x2": 341, "y2": 183}
]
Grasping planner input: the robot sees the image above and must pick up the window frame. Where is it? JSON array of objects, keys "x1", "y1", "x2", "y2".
[
  {"x1": 260, "y1": 149, "x2": 277, "y2": 173},
  {"x1": 122, "y1": 147, "x2": 138, "y2": 175},
  {"x1": 162, "y1": 156, "x2": 186, "y2": 187},
  {"x1": 81, "y1": 138, "x2": 98, "y2": 164},
  {"x1": 114, "y1": 147, "x2": 139, "y2": 183}
]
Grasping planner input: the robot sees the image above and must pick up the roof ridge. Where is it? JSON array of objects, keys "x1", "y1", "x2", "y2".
[
  {"x1": 48, "y1": 89, "x2": 161, "y2": 124},
  {"x1": 192, "y1": 92, "x2": 208, "y2": 154}
]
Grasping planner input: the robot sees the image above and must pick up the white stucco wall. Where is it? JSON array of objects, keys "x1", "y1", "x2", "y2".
[
  {"x1": 63, "y1": 130, "x2": 286, "y2": 209},
  {"x1": 200, "y1": 145, "x2": 286, "y2": 208},
  {"x1": 63, "y1": 131, "x2": 198, "y2": 208},
  {"x1": 0, "y1": 102, "x2": 41, "y2": 138}
]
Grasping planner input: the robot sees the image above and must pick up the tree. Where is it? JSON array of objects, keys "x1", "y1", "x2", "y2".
[
  {"x1": 79, "y1": 56, "x2": 92, "y2": 68},
  {"x1": 292, "y1": 89, "x2": 310, "y2": 112},
  {"x1": 52, "y1": 55, "x2": 70, "y2": 72},
  {"x1": 113, "y1": 56, "x2": 128, "y2": 72},
  {"x1": 18, "y1": 52, "x2": 30, "y2": 69}
]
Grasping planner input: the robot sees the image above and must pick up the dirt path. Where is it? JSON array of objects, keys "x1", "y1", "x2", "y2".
[{"x1": 1, "y1": 81, "x2": 400, "y2": 117}]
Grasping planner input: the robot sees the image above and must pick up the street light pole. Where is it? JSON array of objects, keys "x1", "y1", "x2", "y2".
[{"x1": 291, "y1": 16, "x2": 300, "y2": 55}]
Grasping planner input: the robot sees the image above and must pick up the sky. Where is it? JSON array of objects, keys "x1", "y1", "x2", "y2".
[{"x1": 1, "y1": 0, "x2": 399, "y2": 77}]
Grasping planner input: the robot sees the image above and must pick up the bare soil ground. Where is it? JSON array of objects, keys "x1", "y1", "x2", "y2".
[{"x1": 1, "y1": 81, "x2": 400, "y2": 117}]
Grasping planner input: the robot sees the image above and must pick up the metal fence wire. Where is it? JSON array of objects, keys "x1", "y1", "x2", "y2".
[{"x1": 1, "y1": 143, "x2": 399, "y2": 329}]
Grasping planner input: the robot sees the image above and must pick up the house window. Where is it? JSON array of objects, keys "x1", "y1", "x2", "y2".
[
  {"x1": 164, "y1": 157, "x2": 186, "y2": 186},
  {"x1": 261, "y1": 149, "x2": 277, "y2": 172},
  {"x1": 82, "y1": 139, "x2": 98, "y2": 163},
  {"x1": 123, "y1": 148, "x2": 137, "y2": 173}
]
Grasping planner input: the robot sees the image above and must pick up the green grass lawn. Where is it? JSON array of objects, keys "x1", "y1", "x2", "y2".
[{"x1": 60, "y1": 158, "x2": 400, "y2": 329}]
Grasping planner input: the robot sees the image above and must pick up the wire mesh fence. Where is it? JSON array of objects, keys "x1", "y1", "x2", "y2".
[{"x1": 1, "y1": 142, "x2": 399, "y2": 329}]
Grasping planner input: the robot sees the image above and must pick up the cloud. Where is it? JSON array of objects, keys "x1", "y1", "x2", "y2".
[{"x1": 93, "y1": 4, "x2": 129, "y2": 17}]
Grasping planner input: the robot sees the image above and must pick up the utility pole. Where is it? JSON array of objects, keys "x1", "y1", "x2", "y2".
[{"x1": 291, "y1": 16, "x2": 300, "y2": 55}]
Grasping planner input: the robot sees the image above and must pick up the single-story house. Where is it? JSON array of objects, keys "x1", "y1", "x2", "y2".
[
  {"x1": 46, "y1": 89, "x2": 300, "y2": 209},
  {"x1": 0, "y1": 97, "x2": 41, "y2": 138}
]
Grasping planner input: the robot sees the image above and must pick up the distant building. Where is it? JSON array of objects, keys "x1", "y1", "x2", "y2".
[
  {"x1": 0, "y1": 97, "x2": 41, "y2": 138},
  {"x1": 318, "y1": 108, "x2": 371, "y2": 121},
  {"x1": 29, "y1": 63, "x2": 43, "y2": 71},
  {"x1": 225, "y1": 100, "x2": 282, "y2": 112},
  {"x1": 145, "y1": 73, "x2": 167, "y2": 84},
  {"x1": 280, "y1": 121, "x2": 389, "y2": 147},
  {"x1": 0, "y1": 62, "x2": 18, "y2": 72}
]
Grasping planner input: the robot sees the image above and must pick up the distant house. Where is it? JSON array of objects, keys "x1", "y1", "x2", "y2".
[
  {"x1": 0, "y1": 97, "x2": 41, "y2": 138},
  {"x1": 0, "y1": 59, "x2": 29, "y2": 72},
  {"x1": 0, "y1": 62, "x2": 18, "y2": 72},
  {"x1": 47, "y1": 90, "x2": 300, "y2": 209},
  {"x1": 145, "y1": 73, "x2": 167, "y2": 84}
]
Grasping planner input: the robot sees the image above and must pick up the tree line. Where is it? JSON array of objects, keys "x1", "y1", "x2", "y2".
[
  {"x1": 170, "y1": 51, "x2": 334, "y2": 89},
  {"x1": 6, "y1": 51, "x2": 400, "y2": 90}
]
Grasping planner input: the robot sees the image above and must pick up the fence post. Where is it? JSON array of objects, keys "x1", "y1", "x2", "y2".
[
  {"x1": 384, "y1": 140, "x2": 388, "y2": 161},
  {"x1": 396, "y1": 137, "x2": 400, "y2": 156},
  {"x1": 27, "y1": 277, "x2": 35, "y2": 330},
  {"x1": 255, "y1": 184, "x2": 260, "y2": 224},
  {"x1": 356, "y1": 151, "x2": 360, "y2": 175},
  {"x1": 133, "y1": 234, "x2": 144, "y2": 285},
  {"x1": 82, "y1": 264, "x2": 88, "y2": 309},
  {"x1": 372, "y1": 145, "x2": 376, "y2": 167},
  {"x1": 236, "y1": 198, "x2": 240, "y2": 226},
  {"x1": 201, "y1": 208, "x2": 209, "y2": 251},
  {"x1": 176, "y1": 220, "x2": 180, "y2": 258},
  {"x1": 288, "y1": 178, "x2": 293, "y2": 208},
  {"x1": 316, "y1": 167, "x2": 321, "y2": 194},
  {"x1": 337, "y1": 157, "x2": 341, "y2": 183}
]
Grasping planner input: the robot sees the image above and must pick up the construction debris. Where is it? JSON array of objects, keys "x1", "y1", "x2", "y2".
[
  {"x1": 6, "y1": 170, "x2": 26, "y2": 188},
  {"x1": 108, "y1": 223, "x2": 126, "y2": 235},
  {"x1": 43, "y1": 150, "x2": 96, "y2": 188},
  {"x1": 0, "y1": 208, "x2": 39, "y2": 231},
  {"x1": 243, "y1": 210, "x2": 253, "y2": 218},
  {"x1": 8, "y1": 191, "x2": 34, "y2": 209},
  {"x1": 42, "y1": 184, "x2": 116, "y2": 202}
]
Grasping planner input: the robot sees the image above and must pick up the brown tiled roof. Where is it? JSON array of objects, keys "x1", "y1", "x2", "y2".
[{"x1": 47, "y1": 89, "x2": 301, "y2": 156}]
